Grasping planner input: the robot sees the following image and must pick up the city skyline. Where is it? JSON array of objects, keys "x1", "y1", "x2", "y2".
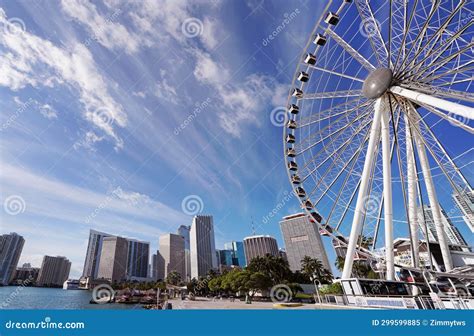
[{"x1": 1, "y1": 0, "x2": 472, "y2": 280}]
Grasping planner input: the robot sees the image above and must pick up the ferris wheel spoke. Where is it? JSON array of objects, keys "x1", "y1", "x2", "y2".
[
  {"x1": 354, "y1": 0, "x2": 389, "y2": 67},
  {"x1": 394, "y1": 0, "x2": 438, "y2": 74},
  {"x1": 324, "y1": 151, "x2": 364, "y2": 229},
  {"x1": 325, "y1": 29, "x2": 376, "y2": 71},
  {"x1": 396, "y1": 0, "x2": 466, "y2": 77},
  {"x1": 298, "y1": 99, "x2": 370, "y2": 128},
  {"x1": 436, "y1": 76, "x2": 474, "y2": 87},
  {"x1": 295, "y1": 101, "x2": 374, "y2": 154},
  {"x1": 300, "y1": 118, "x2": 372, "y2": 182},
  {"x1": 412, "y1": 21, "x2": 474, "y2": 74},
  {"x1": 393, "y1": 0, "x2": 418, "y2": 72},
  {"x1": 303, "y1": 64, "x2": 365, "y2": 83},
  {"x1": 404, "y1": 43, "x2": 474, "y2": 84},
  {"x1": 309, "y1": 122, "x2": 373, "y2": 203},
  {"x1": 296, "y1": 108, "x2": 371, "y2": 155},
  {"x1": 395, "y1": 1, "x2": 441, "y2": 75},
  {"x1": 419, "y1": 60, "x2": 474, "y2": 84},
  {"x1": 400, "y1": 29, "x2": 474, "y2": 81},
  {"x1": 301, "y1": 89, "x2": 363, "y2": 100},
  {"x1": 414, "y1": 107, "x2": 473, "y2": 190}
]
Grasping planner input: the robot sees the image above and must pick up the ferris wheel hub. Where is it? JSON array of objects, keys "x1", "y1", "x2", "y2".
[{"x1": 362, "y1": 68, "x2": 393, "y2": 99}]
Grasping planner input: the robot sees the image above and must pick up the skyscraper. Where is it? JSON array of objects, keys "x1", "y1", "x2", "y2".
[
  {"x1": 0, "y1": 233, "x2": 25, "y2": 285},
  {"x1": 126, "y1": 239, "x2": 149, "y2": 279},
  {"x1": 82, "y1": 229, "x2": 112, "y2": 279},
  {"x1": 190, "y1": 215, "x2": 217, "y2": 279},
  {"x1": 279, "y1": 213, "x2": 331, "y2": 272},
  {"x1": 243, "y1": 235, "x2": 279, "y2": 263},
  {"x1": 152, "y1": 251, "x2": 165, "y2": 281},
  {"x1": 223, "y1": 241, "x2": 246, "y2": 267},
  {"x1": 452, "y1": 189, "x2": 474, "y2": 233},
  {"x1": 82, "y1": 229, "x2": 150, "y2": 281},
  {"x1": 177, "y1": 225, "x2": 191, "y2": 281},
  {"x1": 418, "y1": 205, "x2": 467, "y2": 247},
  {"x1": 159, "y1": 233, "x2": 185, "y2": 279},
  {"x1": 36, "y1": 256, "x2": 71, "y2": 287},
  {"x1": 97, "y1": 236, "x2": 128, "y2": 283}
]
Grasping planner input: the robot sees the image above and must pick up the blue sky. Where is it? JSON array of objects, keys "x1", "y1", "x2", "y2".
[
  {"x1": 0, "y1": 0, "x2": 472, "y2": 278},
  {"x1": 0, "y1": 0, "x2": 326, "y2": 277}
]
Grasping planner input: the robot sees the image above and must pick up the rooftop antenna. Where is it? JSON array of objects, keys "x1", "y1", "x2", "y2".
[{"x1": 251, "y1": 216, "x2": 256, "y2": 236}]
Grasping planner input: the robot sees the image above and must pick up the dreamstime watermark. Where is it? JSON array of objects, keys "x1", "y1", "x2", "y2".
[
  {"x1": 3, "y1": 195, "x2": 26, "y2": 216},
  {"x1": 91, "y1": 284, "x2": 115, "y2": 304},
  {"x1": 447, "y1": 112, "x2": 470, "y2": 128},
  {"x1": 1, "y1": 276, "x2": 34, "y2": 308},
  {"x1": 83, "y1": 9, "x2": 122, "y2": 48},
  {"x1": 1, "y1": 98, "x2": 34, "y2": 131},
  {"x1": 270, "y1": 284, "x2": 293, "y2": 303},
  {"x1": 261, "y1": 190, "x2": 295, "y2": 224},
  {"x1": 174, "y1": 98, "x2": 212, "y2": 135},
  {"x1": 181, "y1": 195, "x2": 204, "y2": 215},
  {"x1": 84, "y1": 187, "x2": 121, "y2": 224},
  {"x1": 3, "y1": 17, "x2": 26, "y2": 35},
  {"x1": 181, "y1": 17, "x2": 204, "y2": 38},
  {"x1": 262, "y1": 9, "x2": 300, "y2": 46},
  {"x1": 362, "y1": 194, "x2": 381, "y2": 217},
  {"x1": 5, "y1": 317, "x2": 85, "y2": 330},
  {"x1": 269, "y1": 106, "x2": 287, "y2": 127},
  {"x1": 91, "y1": 107, "x2": 115, "y2": 128},
  {"x1": 359, "y1": 18, "x2": 381, "y2": 38}
]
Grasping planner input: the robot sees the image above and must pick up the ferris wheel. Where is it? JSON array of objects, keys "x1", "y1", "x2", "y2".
[{"x1": 283, "y1": 0, "x2": 473, "y2": 280}]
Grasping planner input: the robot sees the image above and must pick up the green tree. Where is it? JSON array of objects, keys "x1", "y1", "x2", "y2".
[
  {"x1": 232, "y1": 270, "x2": 272, "y2": 303},
  {"x1": 246, "y1": 254, "x2": 292, "y2": 285},
  {"x1": 300, "y1": 256, "x2": 332, "y2": 284},
  {"x1": 166, "y1": 271, "x2": 181, "y2": 286}
]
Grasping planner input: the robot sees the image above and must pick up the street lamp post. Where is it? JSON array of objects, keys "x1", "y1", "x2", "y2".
[{"x1": 313, "y1": 279, "x2": 321, "y2": 305}]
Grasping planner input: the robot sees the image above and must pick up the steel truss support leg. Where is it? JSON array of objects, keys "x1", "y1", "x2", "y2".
[
  {"x1": 342, "y1": 97, "x2": 383, "y2": 279},
  {"x1": 380, "y1": 97, "x2": 395, "y2": 280},
  {"x1": 404, "y1": 112, "x2": 419, "y2": 269},
  {"x1": 408, "y1": 103, "x2": 454, "y2": 272}
]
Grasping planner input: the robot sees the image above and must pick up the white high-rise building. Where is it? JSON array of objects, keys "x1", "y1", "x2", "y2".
[
  {"x1": 0, "y1": 233, "x2": 25, "y2": 285},
  {"x1": 418, "y1": 205, "x2": 467, "y2": 247},
  {"x1": 452, "y1": 189, "x2": 474, "y2": 233},
  {"x1": 190, "y1": 215, "x2": 217, "y2": 279}
]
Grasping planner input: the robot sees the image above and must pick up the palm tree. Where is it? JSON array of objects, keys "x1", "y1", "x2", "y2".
[
  {"x1": 300, "y1": 256, "x2": 332, "y2": 284},
  {"x1": 335, "y1": 256, "x2": 345, "y2": 272}
]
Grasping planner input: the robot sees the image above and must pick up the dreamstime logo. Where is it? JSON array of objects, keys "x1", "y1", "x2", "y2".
[
  {"x1": 270, "y1": 106, "x2": 287, "y2": 127},
  {"x1": 3, "y1": 17, "x2": 26, "y2": 35},
  {"x1": 92, "y1": 107, "x2": 114, "y2": 128},
  {"x1": 270, "y1": 284, "x2": 292, "y2": 303},
  {"x1": 359, "y1": 18, "x2": 380, "y2": 38},
  {"x1": 3, "y1": 195, "x2": 26, "y2": 216},
  {"x1": 181, "y1": 195, "x2": 204, "y2": 215},
  {"x1": 174, "y1": 98, "x2": 212, "y2": 135},
  {"x1": 262, "y1": 9, "x2": 300, "y2": 47},
  {"x1": 362, "y1": 194, "x2": 380, "y2": 217},
  {"x1": 91, "y1": 284, "x2": 115, "y2": 304},
  {"x1": 181, "y1": 18, "x2": 203, "y2": 38},
  {"x1": 261, "y1": 190, "x2": 295, "y2": 224},
  {"x1": 447, "y1": 112, "x2": 469, "y2": 128}
]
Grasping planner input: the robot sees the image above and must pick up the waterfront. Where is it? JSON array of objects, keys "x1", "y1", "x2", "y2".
[{"x1": 0, "y1": 287, "x2": 142, "y2": 310}]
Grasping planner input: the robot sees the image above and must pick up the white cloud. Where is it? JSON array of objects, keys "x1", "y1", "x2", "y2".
[
  {"x1": 39, "y1": 104, "x2": 58, "y2": 120},
  {"x1": 0, "y1": 8, "x2": 127, "y2": 149},
  {"x1": 60, "y1": 0, "x2": 143, "y2": 53}
]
